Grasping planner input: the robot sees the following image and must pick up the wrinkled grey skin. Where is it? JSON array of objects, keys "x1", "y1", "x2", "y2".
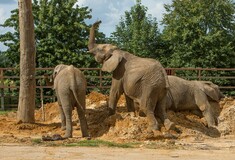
[
  {"x1": 166, "y1": 75, "x2": 224, "y2": 127},
  {"x1": 53, "y1": 64, "x2": 89, "y2": 138},
  {"x1": 88, "y1": 21, "x2": 174, "y2": 131}
]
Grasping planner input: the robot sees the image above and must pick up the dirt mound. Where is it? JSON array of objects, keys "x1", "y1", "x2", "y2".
[
  {"x1": 86, "y1": 91, "x2": 125, "y2": 109},
  {"x1": 218, "y1": 97, "x2": 235, "y2": 136},
  {"x1": 35, "y1": 102, "x2": 60, "y2": 123},
  {"x1": 35, "y1": 94, "x2": 234, "y2": 141},
  {"x1": 0, "y1": 92, "x2": 235, "y2": 143}
]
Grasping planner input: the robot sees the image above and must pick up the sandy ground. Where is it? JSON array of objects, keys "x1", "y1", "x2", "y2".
[
  {"x1": 0, "y1": 92, "x2": 235, "y2": 159},
  {"x1": 1, "y1": 137, "x2": 235, "y2": 160}
]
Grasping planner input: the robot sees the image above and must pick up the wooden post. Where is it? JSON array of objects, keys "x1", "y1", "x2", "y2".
[
  {"x1": 17, "y1": 0, "x2": 36, "y2": 123},
  {"x1": 0, "y1": 69, "x2": 4, "y2": 110},
  {"x1": 198, "y1": 68, "x2": 202, "y2": 81},
  {"x1": 40, "y1": 79, "x2": 45, "y2": 121}
]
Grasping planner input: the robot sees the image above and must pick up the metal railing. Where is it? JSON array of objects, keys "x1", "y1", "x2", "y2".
[{"x1": 0, "y1": 67, "x2": 234, "y2": 110}]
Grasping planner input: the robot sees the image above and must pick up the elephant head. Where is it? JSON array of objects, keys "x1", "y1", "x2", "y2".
[
  {"x1": 53, "y1": 64, "x2": 68, "y2": 79},
  {"x1": 198, "y1": 81, "x2": 224, "y2": 102},
  {"x1": 88, "y1": 21, "x2": 122, "y2": 73}
]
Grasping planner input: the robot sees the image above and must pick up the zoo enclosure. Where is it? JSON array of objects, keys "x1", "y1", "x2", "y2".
[{"x1": 0, "y1": 67, "x2": 235, "y2": 110}]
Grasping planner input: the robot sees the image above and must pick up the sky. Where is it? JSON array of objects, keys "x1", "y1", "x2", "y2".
[{"x1": 0, "y1": 0, "x2": 172, "y2": 51}]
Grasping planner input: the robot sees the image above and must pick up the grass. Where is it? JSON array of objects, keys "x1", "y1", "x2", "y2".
[
  {"x1": 31, "y1": 138, "x2": 139, "y2": 148},
  {"x1": 0, "y1": 110, "x2": 11, "y2": 115},
  {"x1": 64, "y1": 139, "x2": 138, "y2": 148},
  {"x1": 32, "y1": 138, "x2": 42, "y2": 144}
]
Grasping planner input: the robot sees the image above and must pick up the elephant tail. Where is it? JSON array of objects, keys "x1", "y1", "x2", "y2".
[{"x1": 69, "y1": 65, "x2": 85, "y2": 112}]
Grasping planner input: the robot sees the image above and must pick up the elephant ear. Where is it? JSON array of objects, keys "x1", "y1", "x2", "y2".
[
  {"x1": 102, "y1": 52, "x2": 122, "y2": 73},
  {"x1": 53, "y1": 64, "x2": 67, "y2": 79},
  {"x1": 200, "y1": 82, "x2": 220, "y2": 102}
]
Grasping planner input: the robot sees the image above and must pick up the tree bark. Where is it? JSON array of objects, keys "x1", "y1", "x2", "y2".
[{"x1": 17, "y1": 0, "x2": 36, "y2": 123}]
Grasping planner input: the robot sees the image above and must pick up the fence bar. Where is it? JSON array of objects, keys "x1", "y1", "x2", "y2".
[{"x1": 0, "y1": 67, "x2": 234, "y2": 110}]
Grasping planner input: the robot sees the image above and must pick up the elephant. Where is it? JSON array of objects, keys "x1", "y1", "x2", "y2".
[
  {"x1": 53, "y1": 64, "x2": 89, "y2": 138},
  {"x1": 88, "y1": 21, "x2": 174, "y2": 131},
  {"x1": 166, "y1": 75, "x2": 224, "y2": 127}
]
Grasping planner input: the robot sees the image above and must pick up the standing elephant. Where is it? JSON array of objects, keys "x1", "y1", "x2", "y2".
[
  {"x1": 53, "y1": 64, "x2": 89, "y2": 138},
  {"x1": 88, "y1": 21, "x2": 174, "y2": 131},
  {"x1": 166, "y1": 75, "x2": 224, "y2": 127}
]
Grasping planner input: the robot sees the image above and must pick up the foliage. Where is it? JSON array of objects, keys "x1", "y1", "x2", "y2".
[
  {"x1": 109, "y1": 0, "x2": 161, "y2": 59},
  {"x1": 0, "y1": 0, "x2": 105, "y2": 68},
  {"x1": 0, "y1": 9, "x2": 19, "y2": 67},
  {"x1": 161, "y1": 0, "x2": 235, "y2": 95},
  {"x1": 0, "y1": 0, "x2": 108, "y2": 108},
  {"x1": 0, "y1": 110, "x2": 11, "y2": 115},
  {"x1": 162, "y1": 0, "x2": 235, "y2": 68},
  {"x1": 32, "y1": 138, "x2": 43, "y2": 144}
]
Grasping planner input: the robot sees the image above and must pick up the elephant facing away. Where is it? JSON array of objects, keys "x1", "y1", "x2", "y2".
[
  {"x1": 53, "y1": 64, "x2": 89, "y2": 138},
  {"x1": 88, "y1": 21, "x2": 174, "y2": 131},
  {"x1": 166, "y1": 75, "x2": 224, "y2": 127}
]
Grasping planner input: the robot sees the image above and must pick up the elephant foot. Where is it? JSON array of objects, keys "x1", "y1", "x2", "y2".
[
  {"x1": 82, "y1": 134, "x2": 91, "y2": 140},
  {"x1": 64, "y1": 133, "x2": 72, "y2": 139},
  {"x1": 81, "y1": 132, "x2": 90, "y2": 138},
  {"x1": 205, "y1": 118, "x2": 216, "y2": 128},
  {"x1": 147, "y1": 124, "x2": 160, "y2": 132},
  {"x1": 164, "y1": 119, "x2": 175, "y2": 131}
]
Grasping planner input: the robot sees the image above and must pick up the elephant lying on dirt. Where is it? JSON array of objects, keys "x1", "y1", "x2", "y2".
[
  {"x1": 53, "y1": 64, "x2": 89, "y2": 138},
  {"x1": 166, "y1": 75, "x2": 224, "y2": 127},
  {"x1": 88, "y1": 21, "x2": 174, "y2": 131}
]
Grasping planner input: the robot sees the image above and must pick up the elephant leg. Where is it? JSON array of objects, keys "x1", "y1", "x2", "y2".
[
  {"x1": 76, "y1": 98, "x2": 89, "y2": 137},
  {"x1": 140, "y1": 95, "x2": 159, "y2": 131},
  {"x1": 134, "y1": 102, "x2": 146, "y2": 117},
  {"x1": 156, "y1": 97, "x2": 175, "y2": 131},
  {"x1": 202, "y1": 104, "x2": 216, "y2": 127},
  {"x1": 57, "y1": 98, "x2": 66, "y2": 130},
  {"x1": 125, "y1": 94, "x2": 135, "y2": 112},
  {"x1": 146, "y1": 111, "x2": 159, "y2": 131},
  {"x1": 195, "y1": 92, "x2": 216, "y2": 127},
  {"x1": 108, "y1": 79, "x2": 123, "y2": 115},
  {"x1": 63, "y1": 105, "x2": 73, "y2": 138}
]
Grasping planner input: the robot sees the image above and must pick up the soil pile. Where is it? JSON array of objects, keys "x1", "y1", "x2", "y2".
[
  {"x1": 0, "y1": 92, "x2": 234, "y2": 143},
  {"x1": 218, "y1": 97, "x2": 235, "y2": 136},
  {"x1": 34, "y1": 93, "x2": 235, "y2": 142}
]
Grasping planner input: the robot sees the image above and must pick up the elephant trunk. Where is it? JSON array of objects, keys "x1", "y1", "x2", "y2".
[{"x1": 88, "y1": 20, "x2": 102, "y2": 51}]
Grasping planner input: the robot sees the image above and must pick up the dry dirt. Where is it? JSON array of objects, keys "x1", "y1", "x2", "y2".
[{"x1": 0, "y1": 91, "x2": 235, "y2": 160}]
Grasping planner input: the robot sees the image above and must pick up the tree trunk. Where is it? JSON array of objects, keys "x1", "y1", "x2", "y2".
[{"x1": 17, "y1": 0, "x2": 36, "y2": 123}]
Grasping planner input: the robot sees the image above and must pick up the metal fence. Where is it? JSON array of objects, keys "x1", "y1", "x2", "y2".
[{"x1": 0, "y1": 67, "x2": 235, "y2": 110}]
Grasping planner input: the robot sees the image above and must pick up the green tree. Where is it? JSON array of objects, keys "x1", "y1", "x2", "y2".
[
  {"x1": 0, "y1": 0, "x2": 105, "y2": 68},
  {"x1": 110, "y1": 0, "x2": 161, "y2": 59},
  {"x1": 0, "y1": 9, "x2": 19, "y2": 67},
  {"x1": 162, "y1": 0, "x2": 235, "y2": 68}
]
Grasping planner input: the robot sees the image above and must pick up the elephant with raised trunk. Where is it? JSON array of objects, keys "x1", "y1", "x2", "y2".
[
  {"x1": 166, "y1": 75, "x2": 224, "y2": 127},
  {"x1": 88, "y1": 21, "x2": 174, "y2": 131},
  {"x1": 53, "y1": 64, "x2": 89, "y2": 138}
]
